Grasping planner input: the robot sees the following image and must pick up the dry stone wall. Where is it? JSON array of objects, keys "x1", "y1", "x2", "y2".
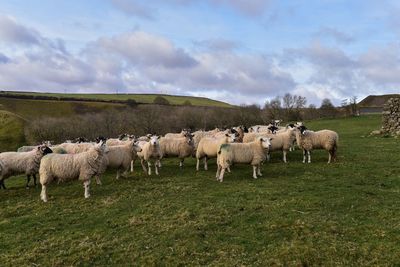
[{"x1": 382, "y1": 97, "x2": 400, "y2": 135}]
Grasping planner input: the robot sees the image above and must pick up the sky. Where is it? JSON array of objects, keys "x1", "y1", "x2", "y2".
[{"x1": 0, "y1": 0, "x2": 400, "y2": 106}]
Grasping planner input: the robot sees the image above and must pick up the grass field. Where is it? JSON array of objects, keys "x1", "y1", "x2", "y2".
[
  {"x1": 1, "y1": 91, "x2": 233, "y2": 107},
  {"x1": 1, "y1": 114, "x2": 399, "y2": 266},
  {"x1": 0, "y1": 110, "x2": 25, "y2": 151}
]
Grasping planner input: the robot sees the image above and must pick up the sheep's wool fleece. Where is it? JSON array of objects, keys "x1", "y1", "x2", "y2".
[
  {"x1": 297, "y1": 130, "x2": 338, "y2": 151},
  {"x1": 218, "y1": 141, "x2": 266, "y2": 168},
  {"x1": 0, "y1": 148, "x2": 43, "y2": 177},
  {"x1": 40, "y1": 147, "x2": 104, "y2": 183}
]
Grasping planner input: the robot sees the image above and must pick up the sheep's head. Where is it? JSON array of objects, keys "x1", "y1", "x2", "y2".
[
  {"x1": 297, "y1": 125, "x2": 307, "y2": 135},
  {"x1": 118, "y1": 133, "x2": 128, "y2": 140},
  {"x1": 38, "y1": 145, "x2": 53, "y2": 155},
  {"x1": 75, "y1": 137, "x2": 87, "y2": 143},
  {"x1": 95, "y1": 140, "x2": 108, "y2": 153},
  {"x1": 225, "y1": 133, "x2": 236, "y2": 143},
  {"x1": 184, "y1": 133, "x2": 194, "y2": 146},
  {"x1": 268, "y1": 125, "x2": 278, "y2": 134},
  {"x1": 150, "y1": 135, "x2": 160, "y2": 146},
  {"x1": 259, "y1": 137, "x2": 272, "y2": 150},
  {"x1": 96, "y1": 136, "x2": 107, "y2": 143},
  {"x1": 133, "y1": 141, "x2": 142, "y2": 153}
]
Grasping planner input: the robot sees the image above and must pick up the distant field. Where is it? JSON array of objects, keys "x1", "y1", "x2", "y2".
[
  {"x1": 1, "y1": 91, "x2": 233, "y2": 108},
  {"x1": 2, "y1": 114, "x2": 400, "y2": 265}
]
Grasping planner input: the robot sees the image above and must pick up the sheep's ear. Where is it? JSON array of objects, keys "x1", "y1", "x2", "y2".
[
  {"x1": 157, "y1": 136, "x2": 160, "y2": 139},
  {"x1": 225, "y1": 133, "x2": 229, "y2": 137}
]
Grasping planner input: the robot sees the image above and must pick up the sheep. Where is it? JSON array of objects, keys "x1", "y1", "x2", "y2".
[
  {"x1": 137, "y1": 134, "x2": 152, "y2": 142},
  {"x1": 159, "y1": 134, "x2": 194, "y2": 167},
  {"x1": 39, "y1": 141, "x2": 108, "y2": 202},
  {"x1": 164, "y1": 129, "x2": 191, "y2": 139},
  {"x1": 195, "y1": 133, "x2": 236, "y2": 171},
  {"x1": 106, "y1": 135, "x2": 135, "y2": 146},
  {"x1": 0, "y1": 145, "x2": 53, "y2": 189},
  {"x1": 295, "y1": 125, "x2": 339, "y2": 163},
  {"x1": 216, "y1": 137, "x2": 272, "y2": 182},
  {"x1": 232, "y1": 125, "x2": 248, "y2": 142},
  {"x1": 17, "y1": 141, "x2": 52, "y2": 152},
  {"x1": 96, "y1": 140, "x2": 142, "y2": 184},
  {"x1": 54, "y1": 142, "x2": 95, "y2": 154},
  {"x1": 136, "y1": 136, "x2": 162, "y2": 175}
]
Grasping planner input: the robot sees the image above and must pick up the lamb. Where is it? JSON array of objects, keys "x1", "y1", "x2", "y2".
[
  {"x1": 106, "y1": 135, "x2": 135, "y2": 146},
  {"x1": 216, "y1": 137, "x2": 272, "y2": 182},
  {"x1": 232, "y1": 125, "x2": 248, "y2": 142},
  {"x1": 96, "y1": 140, "x2": 142, "y2": 184},
  {"x1": 195, "y1": 133, "x2": 236, "y2": 171},
  {"x1": 136, "y1": 136, "x2": 162, "y2": 175},
  {"x1": 0, "y1": 145, "x2": 53, "y2": 189},
  {"x1": 295, "y1": 125, "x2": 339, "y2": 163},
  {"x1": 159, "y1": 134, "x2": 194, "y2": 167},
  {"x1": 39, "y1": 141, "x2": 108, "y2": 202}
]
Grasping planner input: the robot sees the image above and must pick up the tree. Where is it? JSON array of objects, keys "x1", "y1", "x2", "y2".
[
  {"x1": 126, "y1": 98, "x2": 138, "y2": 108},
  {"x1": 264, "y1": 96, "x2": 282, "y2": 121},
  {"x1": 153, "y1": 96, "x2": 170, "y2": 105},
  {"x1": 350, "y1": 96, "x2": 358, "y2": 116},
  {"x1": 183, "y1": 100, "x2": 192, "y2": 106},
  {"x1": 282, "y1": 93, "x2": 307, "y2": 121},
  {"x1": 320, "y1": 98, "x2": 337, "y2": 118}
]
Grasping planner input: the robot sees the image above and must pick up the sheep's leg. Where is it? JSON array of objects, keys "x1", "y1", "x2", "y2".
[
  {"x1": 179, "y1": 159, "x2": 184, "y2": 168},
  {"x1": 40, "y1": 184, "x2": 48, "y2": 202},
  {"x1": 140, "y1": 159, "x2": 148, "y2": 173},
  {"x1": 26, "y1": 175, "x2": 31, "y2": 189},
  {"x1": 33, "y1": 174, "x2": 37, "y2": 187},
  {"x1": 0, "y1": 178, "x2": 6, "y2": 189},
  {"x1": 257, "y1": 164, "x2": 262, "y2": 176},
  {"x1": 147, "y1": 162, "x2": 152, "y2": 175},
  {"x1": 157, "y1": 160, "x2": 162, "y2": 168},
  {"x1": 204, "y1": 157, "x2": 208, "y2": 171},
  {"x1": 252, "y1": 166, "x2": 258, "y2": 179},
  {"x1": 130, "y1": 160, "x2": 134, "y2": 172},
  {"x1": 267, "y1": 152, "x2": 271, "y2": 162},
  {"x1": 216, "y1": 164, "x2": 221, "y2": 179},
  {"x1": 196, "y1": 158, "x2": 200, "y2": 171},
  {"x1": 116, "y1": 169, "x2": 121, "y2": 180},
  {"x1": 283, "y1": 150, "x2": 287, "y2": 163},
  {"x1": 95, "y1": 175, "x2": 102, "y2": 185},
  {"x1": 218, "y1": 168, "x2": 225, "y2": 182},
  {"x1": 155, "y1": 160, "x2": 159, "y2": 175},
  {"x1": 302, "y1": 150, "x2": 306, "y2": 163},
  {"x1": 84, "y1": 179, "x2": 91, "y2": 199},
  {"x1": 227, "y1": 166, "x2": 231, "y2": 173},
  {"x1": 307, "y1": 151, "x2": 311, "y2": 163}
]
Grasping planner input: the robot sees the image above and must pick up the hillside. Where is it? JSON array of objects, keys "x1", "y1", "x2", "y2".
[
  {"x1": 0, "y1": 91, "x2": 233, "y2": 108},
  {"x1": 358, "y1": 94, "x2": 400, "y2": 107},
  {"x1": 0, "y1": 97, "x2": 127, "y2": 119},
  {"x1": 0, "y1": 110, "x2": 25, "y2": 151}
]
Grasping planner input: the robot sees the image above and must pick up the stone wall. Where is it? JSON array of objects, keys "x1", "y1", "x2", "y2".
[{"x1": 382, "y1": 97, "x2": 400, "y2": 135}]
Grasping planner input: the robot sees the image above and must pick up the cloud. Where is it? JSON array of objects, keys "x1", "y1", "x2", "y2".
[
  {"x1": 92, "y1": 31, "x2": 198, "y2": 68},
  {"x1": 315, "y1": 27, "x2": 355, "y2": 44},
  {"x1": 0, "y1": 15, "x2": 42, "y2": 45},
  {"x1": 212, "y1": 0, "x2": 272, "y2": 17},
  {"x1": 193, "y1": 38, "x2": 240, "y2": 52},
  {"x1": 110, "y1": 0, "x2": 156, "y2": 20}
]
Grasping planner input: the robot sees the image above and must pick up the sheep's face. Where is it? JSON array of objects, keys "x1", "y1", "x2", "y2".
[
  {"x1": 225, "y1": 133, "x2": 236, "y2": 143},
  {"x1": 133, "y1": 142, "x2": 142, "y2": 153},
  {"x1": 75, "y1": 137, "x2": 87, "y2": 143},
  {"x1": 39, "y1": 145, "x2": 53, "y2": 155},
  {"x1": 118, "y1": 133, "x2": 128, "y2": 140},
  {"x1": 96, "y1": 136, "x2": 107, "y2": 143},
  {"x1": 95, "y1": 140, "x2": 108, "y2": 153},
  {"x1": 268, "y1": 125, "x2": 278, "y2": 134},
  {"x1": 298, "y1": 125, "x2": 307, "y2": 135},
  {"x1": 260, "y1": 137, "x2": 272, "y2": 150},
  {"x1": 150, "y1": 136, "x2": 160, "y2": 146}
]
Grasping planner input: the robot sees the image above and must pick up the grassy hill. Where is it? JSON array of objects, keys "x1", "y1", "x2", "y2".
[
  {"x1": 0, "y1": 110, "x2": 25, "y2": 151},
  {"x1": 2, "y1": 114, "x2": 400, "y2": 265},
  {"x1": 1, "y1": 91, "x2": 233, "y2": 108},
  {"x1": 0, "y1": 97, "x2": 127, "y2": 119}
]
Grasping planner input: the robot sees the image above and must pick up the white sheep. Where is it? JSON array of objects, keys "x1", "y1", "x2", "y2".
[
  {"x1": 159, "y1": 134, "x2": 194, "y2": 167},
  {"x1": 136, "y1": 136, "x2": 162, "y2": 175},
  {"x1": 96, "y1": 140, "x2": 142, "y2": 184},
  {"x1": 164, "y1": 129, "x2": 190, "y2": 139},
  {"x1": 39, "y1": 141, "x2": 108, "y2": 202},
  {"x1": 195, "y1": 133, "x2": 236, "y2": 171},
  {"x1": 54, "y1": 142, "x2": 95, "y2": 154},
  {"x1": 216, "y1": 137, "x2": 272, "y2": 182},
  {"x1": 295, "y1": 125, "x2": 339, "y2": 163},
  {"x1": 0, "y1": 145, "x2": 53, "y2": 189}
]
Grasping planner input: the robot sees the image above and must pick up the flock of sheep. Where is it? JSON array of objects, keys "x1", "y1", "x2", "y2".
[{"x1": 0, "y1": 121, "x2": 338, "y2": 202}]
